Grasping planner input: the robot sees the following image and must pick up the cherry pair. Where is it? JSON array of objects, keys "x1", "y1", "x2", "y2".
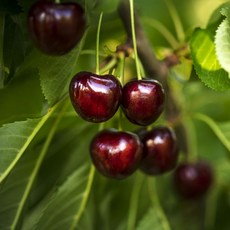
[
  {"x1": 69, "y1": 72, "x2": 165, "y2": 125},
  {"x1": 90, "y1": 126, "x2": 179, "y2": 179}
]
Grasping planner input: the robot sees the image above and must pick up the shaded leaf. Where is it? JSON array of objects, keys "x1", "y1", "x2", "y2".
[
  {"x1": 0, "y1": 108, "x2": 55, "y2": 183},
  {"x1": 0, "y1": 68, "x2": 44, "y2": 126},
  {"x1": 0, "y1": 149, "x2": 40, "y2": 230},
  {"x1": 193, "y1": 113, "x2": 230, "y2": 157},
  {"x1": 190, "y1": 28, "x2": 230, "y2": 90},
  {"x1": 136, "y1": 207, "x2": 168, "y2": 230},
  {"x1": 20, "y1": 41, "x2": 84, "y2": 105},
  {"x1": 35, "y1": 165, "x2": 90, "y2": 230}
]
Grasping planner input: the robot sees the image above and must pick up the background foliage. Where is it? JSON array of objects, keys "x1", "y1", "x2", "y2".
[{"x1": 0, "y1": 0, "x2": 230, "y2": 229}]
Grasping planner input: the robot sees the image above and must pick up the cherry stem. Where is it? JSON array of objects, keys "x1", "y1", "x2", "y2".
[
  {"x1": 55, "y1": 0, "x2": 60, "y2": 4},
  {"x1": 116, "y1": 52, "x2": 125, "y2": 131},
  {"x1": 148, "y1": 178, "x2": 171, "y2": 230},
  {"x1": 70, "y1": 164, "x2": 95, "y2": 230},
  {"x1": 164, "y1": 0, "x2": 184, "y2": 43},
  {"x1": 96, "y1": 12, "x2": 103, "y2": 75},
  {"x1": 99, "y1": 57, "x2": 117, "y2": 75},
  {"x1": 127, "y1": 172, "x2": 144, "y2": 230},
  {"x1": 129, "y1": 0, "x2": 141, "y2": 80}
]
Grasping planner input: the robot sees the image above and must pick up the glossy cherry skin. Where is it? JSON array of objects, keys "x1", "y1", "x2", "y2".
[
  {"x1": 174, "y1": 162, "x2": 213, "y2": 199},
  {"x1": 139, "y1": 127, "x2": 179, "y2": 175},
  {"x1": 28, "y1": 1, "x2": 86, "y2": 55},
  {"x1": 121, "y1": 79, "x2": 165, "y2": 126},
  {"x1": 69, "y1": 72, "x2": 122, "y2": 123},
  {"x1": 90, "y1": 129, "x2": 143, "y2": 179}
]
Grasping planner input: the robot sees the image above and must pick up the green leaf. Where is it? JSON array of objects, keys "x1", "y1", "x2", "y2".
[
  {"x1": 35, "y1": 165, "x2": 91, "y2": 230},
  {"x1": 0, "y1": 149, "x2": 41, "y2": 230},
  {"x1": 215, "y1": 18, "x2": 230, "y2": 74},
  {"x1": 190, "y1": 28, "x2": 230, "y2": 90},
  {"x1": 193, "y1": 113, "x2": 230, "y2": 158},
  {"x1": 0, "y1": 0, "x2": 21, "y2": 14},
  {"x1": 136, "y1": 207, "x2": 168, "y2": 230},
  {"x1": 0, "y1": 68, "x2": 44, "y2": 126},
  {"x1": 0, "y1": 106, "x2": 56, "y2": 183},
  {"x1": 0, "y1": 102, "x2": 67, "y2": 230},
  {"x1": 20, "y1": 41, "x2": 84, "y2": 105}
]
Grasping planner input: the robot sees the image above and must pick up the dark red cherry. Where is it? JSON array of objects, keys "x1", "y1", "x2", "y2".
[
  {"x1": 140, "y1": 126, "x2": 179, "y2": 175},
  {"x1": 121, "y1": 79, "x2": 165, "y2": 126},
  {"x1": 69, "y1": 71, "x2": 122, "y2": 123},
  {"x1": 90, "y1": 129, "x2": 143, "y2": 179},
  {"x1": 174, "y1": 162, "x2": 213, "y2": 199},
  {"x1": 28, "y1": 1, "x2": 86, "y2": 55}
]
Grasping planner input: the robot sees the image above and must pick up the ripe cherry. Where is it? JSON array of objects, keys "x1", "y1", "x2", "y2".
[
  {"x1": 69, "y1": 72, "x2": 122, "y2": 123},
  {"x1": 90, "y1": 129, "x2": 143, "y2": 179},
  {"x1": 139, "y1": 126, "x2": 179, "y2": 175},
  {"x1": 28, "y1": 1, "x2": 86, "y2": 55},
  {"x1": 173, "y1": 162, "x2": 213, "y2": 199},
  {"x1": 121, "y1": 79, "x2": 165, "y2": 126}
]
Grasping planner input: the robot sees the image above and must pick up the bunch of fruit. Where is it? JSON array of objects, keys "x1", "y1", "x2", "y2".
[{"x1": 28, "y1": 0, "x2": 213, "y2": 200}]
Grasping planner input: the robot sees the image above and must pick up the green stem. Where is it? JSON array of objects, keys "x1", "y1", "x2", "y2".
[
  {"x1": 70, "y1": 122, "x2": 105, "y2": 229},
  {"x1": 116, "y1": 53, "x2": 125, "y2": 131},
  {"x1": 204, "y1": 189, "x2": 219, "y2": 230},
  {"x1": 70, "y1": 164, "x2": 95, "y2": 230},
  {"x1": 129, "y1": 0, "x2": 141, "y2": 80},
  {"x1": 99, "y1": 57, "x2": 117, "y2": 75},
  {"x1": 96, "y1": 12, "x2": 103, "y2": 75},
  {"x1": 142, "y1": 18, "x2": 179, "y2": 49},
  {"x1": 55, "y1": 0, "x2": 60, "y2": 4},
  {"x1": 182, "y1": 118, "x2": 198, "y2": 161},
  {"x1": 11, "y1": 101, "x2": 69, "y2": 230},
  {"x1": 193, "y1": 113, "x2": 230, "y2": 158},
  {"x1": 127, "y1": 173, "x2": 144, "y2": 230},
  {"x1": 148, "y1": 178, "x2": 171, "y2": 230},
  {"x1": 80, "y1": 50, "x2": 106, "y2": 57},
  {"x1": 0, "y1": 14, "x2": 5, "y2": 88},
  {"x1": 164, "y1": 0, "x2": 184, "y2": 43}
]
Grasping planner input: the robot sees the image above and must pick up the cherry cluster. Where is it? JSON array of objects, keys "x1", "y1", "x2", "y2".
[
  {"x1": 28, "y1": 0, "x2": 213, "y2": 200},
  {"x1": 68, "y1": 69, "x2": 178, "y2": 180}
]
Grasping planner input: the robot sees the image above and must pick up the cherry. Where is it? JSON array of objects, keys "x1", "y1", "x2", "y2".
[
  {"x1": 28, "y1": 1, "x2": 86, "y2": 55},
  {"x1": 121, "y1": 79, "x2": 165, "y2": 126},
  {"x1": 69, "y1": 71, "x2": 122, "y2": 123},
  {"x1": 173, "y1": 162, "x2": 213, "y2": 199},
  {"x1": 90, "y1": 129, "x2": 143, "y2": 179},
  {"x1": 139, "y1": 126, "x2": 179, "y2": 175}
]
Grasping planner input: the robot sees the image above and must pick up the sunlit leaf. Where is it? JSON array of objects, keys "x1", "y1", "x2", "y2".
[
  {"x1": 190, "y1": 28, "x2": 230, "y2": 90},
  {"x1": 215, "y1": 18, "x2": 230, "y2": 75}
]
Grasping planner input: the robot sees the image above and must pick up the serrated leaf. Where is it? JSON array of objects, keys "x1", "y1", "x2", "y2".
[
  {"x1": 35, "y1": 165, "x2": 90, "y2": 230},
  {"x1": 215, "y1": 18, "x2": 230, "y2": 74},
  {"x1": 136, "y1": 207, "x2": 168, "y2": 230},
  {"x1": 190, "y1": 28, "x2": 230, "y2": 90},
  {"x1": 20, "y1": 40, "x2": 84, "y2": 105}
]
